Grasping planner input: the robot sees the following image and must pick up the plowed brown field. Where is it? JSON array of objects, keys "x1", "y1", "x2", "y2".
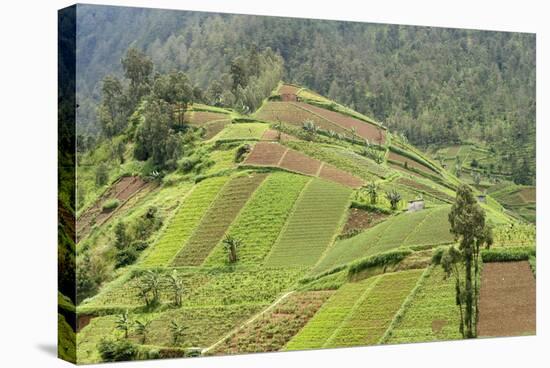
[
  {"x1": 242, "y1": 142, "x2": 288, "y2": 166},
  {"x1": 294, "y1": 102, "x2": 386, "y2": 144},
  {"x1": 478, "y1": 261, "x2": 536, "y2": 337},
  {"x1": 242, "y1": 142, "x2": 363, "y2": 188},
  {"x1": 77, "y1": 176, "x2": 150, "y2": 241},
  {"x1": 319, "y1": 163, "x2": 364, "y2": 188}
]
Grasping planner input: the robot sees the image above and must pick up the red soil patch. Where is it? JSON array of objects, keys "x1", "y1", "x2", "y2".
[
  {"x1": 478, "y1": 261, "x2": 536, "y2": 337},
  {"x1": 255, "y1": 102, "x2": 349, "y2": 136},
  {"x1": 184, "y1": 111, "x2": 228, "y2": 125},
  {"x1": 242, "y1": 142, "x2": 288, "y2": 166},
  {"x1": 279, "y1": 149, "x2": 321, "y2": 176},
  {"x1": 261, "y1": 129, "x2": 298, "y2": 142},
  {"x1": 212, "y1": 291, "x2": 334, "y2": 355},
  {"x1": 342, "y1": 207, "x2": 388, "y2": 235},
  {"x1": 294, "y1": 102, "x2": 386, "y2": 144},
  {"x1": 388, "y1": 151, "x2": 437, "y2": 175},
  {"x1": 389, "y1": 162, "x2": 426, "y2": 180},
  {"x1": 519, "y1": 187, "x2": 536, "y2": 203},
  {"x1": 76, "y1": 176, "x2": 151, "y2": 241},
  {"x1": 319, "y1": 163, "x2": 364, "y2": 188}
]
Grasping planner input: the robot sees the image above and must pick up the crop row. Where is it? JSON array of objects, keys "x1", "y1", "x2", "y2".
[
  {"x1": 323, "y1": 269, "x2": 423, "y2": 348},
  {"x1": 265, "y1": 179, "x2": 352, "y2": 268},
  {"x1": 141, "y1": 176, "x2": 229, "y2": 267},
  {"x1": 383, "y1": 267, "x2": 462, "y2": 344},
  {"x1": 172, "y1": 173, "x2": 267, "y2": 266},
  {"x1": 79, "y1": 267, "x2": 305, "y2": 311},
  {"x1": 313, "y1": 207, "x2": 453, "y2": 275},
  {"x1": 211, "y1": 291, "x2": 334, "y2": 355},
  {"x1": 285, "y1": 270, "x2": 421, "y2": 350},
  {"x1": 203, "y1": 172, "x2": 309, "y2": 266},
  {"x1": 254, "y1": 101, "x2": 349, "y2": 136}
]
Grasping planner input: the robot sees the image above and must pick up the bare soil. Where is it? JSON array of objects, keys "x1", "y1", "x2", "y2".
[
  {"x1": 204, "y1": 119, "x2": 231, "y2": 139},
  {"x1": 478, "y1": 261, "x2": 536, "y2": 337},
  {"x1": 319, "y1": 163, "x2": 364, "y2": 188},
  {"x1": 279, "y1": 148, "x2": 321, "y2": 176},
  {"x1": 295, "y1": 102, "x2": 386, "y2": 144},
  {"x1": 519, "y1": 187, "x2": 536, "y2": 203},
  {"x1": 242, "y1": 142, "x2": 288, "y2": 166},
  {"x1": 261, "y1": 129, "x2": 297, "y2": 142},
  {"x1": 342, "y1": 207, "x2": 388, "y2": 235}
]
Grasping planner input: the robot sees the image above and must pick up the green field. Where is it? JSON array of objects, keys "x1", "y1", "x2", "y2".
[
  {"x1": 171, "y1": 173, "x2": 267, "y2": 266},
  {"x1": 285, "y1": 269, "x2": 422, "y2": 349},
  {"x1": 265, "y1": 179, "x2": 352, "y2": 267},
  {"x1": 141, "y1": 177, "x2": 229, "y2": 267},
  {"x1": 382, "y1": 267, "x2": 462, "y2": 344},
  {"x1": 313, "y1": 206, "x2": 453, "y2": 275},
  {"x1": 204, "y1": 172, "x2": 309, "y2": 266},
  {"x1": 212, "y1": 123, "x2": 269, "y2": 141},
  {"x1": 71, "y1": 72, "x2": 535, "y2": 364}
]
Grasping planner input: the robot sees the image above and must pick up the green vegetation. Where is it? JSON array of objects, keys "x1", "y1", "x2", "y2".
[
  {"x1": 141, "y1": 176, "x2": 229, "y2": 267},
  {"x1": 313, "y1": 207, "x2": 454, "y2": 275},
  {"x1": 69, "y1": 21, "x2": 535, "y2": 361},
  {"x1": 286, "y1": 270, "x2": 422, "y2": 349},
  {"x1": 383, "y1": 267, "x2": 462, "y2": 343},
  {"x1": 212, "y1": 123, "x2": 268, "y2": 142},
  {"x1": 204, "y1": 172, "x2": 309, "y2": 265},
  {"x1": 265, "y1": 179, "x2": 351, "y2": 267},
  {"x1": 171, "y1": 173, "x2": 266, "y2": 266}
]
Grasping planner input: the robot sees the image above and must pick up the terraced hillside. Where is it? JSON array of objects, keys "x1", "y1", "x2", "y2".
[{"x1": 72, "y1": 82, "x2": 535, "y2": 363}]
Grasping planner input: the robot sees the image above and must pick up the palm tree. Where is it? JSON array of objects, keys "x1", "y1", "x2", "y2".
[
  {"x1": 222, "y1": 234, "x2": 241, "y2": 263},
  {"x1": 138, "y1": 270, "x2": 162, "y2": 307},
  {"x1": 365, "y1": 182, "x2": 378, "y2": 204},
  {"x1": 302, "y1": 120, "x2": 318, "y2": 140},
  {"x1": 385, "y1": 190, "x2": 402, "y2": 210},
  {"x1": 166, "y1": 269, "x2": 184, "y2": 307},
  {"x1": 134, "y1": 318, "x2": 152, "y2": 344},
  {"x1": 116, "y1": 310, "x2": 131, "y2": 339},
  {"x1": 170, "y1": 320, "x2": 187, "y2": 346}
]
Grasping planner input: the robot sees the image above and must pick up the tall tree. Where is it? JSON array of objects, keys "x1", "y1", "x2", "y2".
[
  {"x1": 121, "y1": 47, "x2": 153, "y2": 108},
  {"x1": 445, "y1": 184, "x2": 492, "y2": 338}
]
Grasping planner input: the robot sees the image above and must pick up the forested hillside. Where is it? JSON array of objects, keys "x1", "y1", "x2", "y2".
[{"x1": 76, "y1": 5, "x2": 535, "y2": 183}]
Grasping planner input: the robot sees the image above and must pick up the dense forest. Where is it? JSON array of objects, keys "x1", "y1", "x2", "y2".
[{"x1": 75, "y1": 5, "x2": 535, "y2": 183}]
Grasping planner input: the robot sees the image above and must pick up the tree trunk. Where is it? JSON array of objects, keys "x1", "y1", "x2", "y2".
[{"x1": 464, "y1": 246, "x2": 473, "y2": 338}]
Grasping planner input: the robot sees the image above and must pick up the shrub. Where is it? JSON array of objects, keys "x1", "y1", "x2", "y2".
[
  {"x1": 102, "y1": 199, "x2": 120, "y2": 212},
  {"x1": 481, "y1": 246, "x2": 536, "y2": 263},
  {"x1": 348, "y1": 249, "x2": 413, "y2": 277},
  {"x1": 431, "y1": 245, "x2": 448, "y2": 265},
  {"x1": 116, "y1": 246, "x2": 138, "y2": 268},
  {"x1": 235, "y1": 144, "x2": 251, "y2": 162},
  {"x1": 97, "y1": 338, "x2": 138, "y2": 362}
]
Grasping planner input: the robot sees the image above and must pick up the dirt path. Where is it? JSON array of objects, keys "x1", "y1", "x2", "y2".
[{"x1": 478, "y1": 261, "x2": 536, "y2": 337}]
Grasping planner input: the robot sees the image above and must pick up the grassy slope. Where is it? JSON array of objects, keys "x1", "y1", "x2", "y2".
[{"x1": 265, "y1": 178, "x2": 352, "y2": 267}]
